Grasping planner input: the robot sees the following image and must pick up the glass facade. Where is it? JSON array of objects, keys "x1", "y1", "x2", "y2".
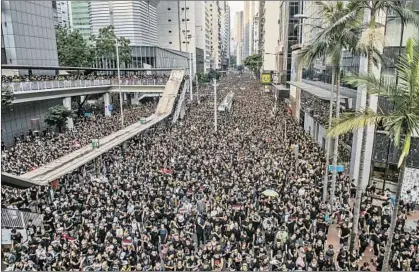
[
  {"x1": 1, "y1": 1, "x2": 58, "y2": 68},
  {"x1": 69, "y1": 1, "x2": 91, "y2": 41}
]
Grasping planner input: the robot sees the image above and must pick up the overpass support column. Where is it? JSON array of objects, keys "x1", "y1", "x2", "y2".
[
  {"x1": 132, "y1": 93, "x2": 140, "y2": 105},
  {"x1": 103, "y1": 92, "x2": 111, "y2": 117},
  {"x1": 62, "y1": 97, "x2": 74, "y2": 130}
]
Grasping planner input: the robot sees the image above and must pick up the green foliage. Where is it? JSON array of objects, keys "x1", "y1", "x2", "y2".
[
  {"x1": 207, "y1": 69, "x2": 220, "y2": 80},
  {"x1": 45, "y1": 105, "x2": 74, "y2": 132},
  {"x1": 197, "y1": 70, "x2": 220, "y2": 83},
  {"x1": 299, "y1": 1, "x2": 364, "y2": 69},
  {"x1": 328, "y1": 37, "x2": 419, "y2": 167},
  {"x1": 1, "y1": 86, "x2": 13, "y2": 112},
  {"x1": 244, "y1": 54, "x2": 262, "y2": 77},
  {"x1": 56, "y1": 27, "x2": 93, "y2": 67},
  {"x1": 91, "y1": 26, "x2": 132, "y2": 67}
]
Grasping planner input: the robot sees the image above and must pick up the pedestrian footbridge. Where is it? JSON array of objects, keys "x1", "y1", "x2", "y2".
[
  {"x1": 6, "y1": 79, "x2": 166, "y2": 104},
  {"x1": 1, "y1": 70, "x2": 185, "y2": 188}
]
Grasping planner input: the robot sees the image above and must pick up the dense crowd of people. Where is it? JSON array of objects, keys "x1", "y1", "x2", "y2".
[
  {"x1": 300, "y1": 90, "x2": 352, "y2": 163},
  {"x1": 1, "y1": 76, "x2": 418, "y2": 271},
  {"x1": 1, "y1": 101, "x2": 157, "y2": 176},
  {"x1": 1, "y1": 74, "x2": 171, "y2": 83}
]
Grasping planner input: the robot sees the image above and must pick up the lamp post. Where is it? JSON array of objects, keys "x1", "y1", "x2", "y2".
[
  {"x1": 114, "y1": 38, "x2": 124, "y2": 128},
  {"x1": 96, "y1": 37, "x2": 124, "y2": 128},
  {"x1": 213, "y1": 78, "x2": 218, "y2": 132},
  {"x1": 293, "y1": 14, "x2": 307, "y2": 45}
]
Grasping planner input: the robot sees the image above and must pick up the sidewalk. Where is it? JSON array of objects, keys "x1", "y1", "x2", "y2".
[{"x1": 326, "y1": 211, "x2": 419, "y2": 269}]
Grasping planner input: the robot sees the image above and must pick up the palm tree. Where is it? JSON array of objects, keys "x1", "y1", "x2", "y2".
[
  {"x1": 299, "y1": 1, "x2": 363, "y2": 205},
  {"x1": 328, "y1": 37, "x2": 419, "y2": 271},
  {"x1": 324, "y1": 0, "x2": 419, "y2": 252}
]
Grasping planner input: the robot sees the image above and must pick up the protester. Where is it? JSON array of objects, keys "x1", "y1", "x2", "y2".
[
  {"x1": 2, "y1": 74, "x2": 170, "y2": 83},
  {"x1": 1, "y1": 101, "x2": 157, "y2": 175},
  {"x1": 1, "y1": 76, "x2": 417, "y2": 271}
]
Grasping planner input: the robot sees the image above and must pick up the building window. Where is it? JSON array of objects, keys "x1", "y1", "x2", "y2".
[
  {"x1": 169, "y1": 42, "x2": 172, "y2": 44},
  {"x1": 169, "y1": 30, "x2": 172, "y2": 33},
  {"x1": 168, "y1": 8, "x2": 171, "y2": 10},
  {"x1": 168, "y1": 19, "x2": 172, "y2": 22}
]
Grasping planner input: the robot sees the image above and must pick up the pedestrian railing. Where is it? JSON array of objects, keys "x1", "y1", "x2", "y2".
[
  {"x1": 3, "y1": 78, "x2": 169, "y2": 92},
  {"x1": 1, "y1": 208, "x2": 44, "y2": 229}
]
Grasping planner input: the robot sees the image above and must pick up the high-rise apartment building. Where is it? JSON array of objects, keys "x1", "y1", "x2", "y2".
[
  {"x1": 89, "y1": 1, "x2": 158, "y2": 46},
  {"x1": 68, "y1": 1, "x2": 91, "y2": 41},
  {"x1": 219, "y1": 1, "x2": 230, "y2": 70},
  {"x1": 243, "y1": 0, "x2": 258, "y2": 60},
  {"x1": 233, "y1": 11, "x2": 244, "y2": 65},
  {"x1": 156, "y1": 1, "x2": 200, "y2": 74},
  {"x1": 52, "y1": 1, "x2": 70, "y2": 29},
  {"x1": 260, "y1": 1, "x2": 280, "y2": 72},
  {"x1": 1, "y1": 1, "x2": 58, "y2": 68}
]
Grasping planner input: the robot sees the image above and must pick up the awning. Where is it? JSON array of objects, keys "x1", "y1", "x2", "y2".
[{"x1": 287, "y1": 81, "x2": 349, "y2": 102}]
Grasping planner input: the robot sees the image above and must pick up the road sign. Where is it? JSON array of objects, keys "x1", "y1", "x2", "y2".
[
  {"x1": 108, "y1": 104, "x2": 113, "y2": 111},
  {"x1": 140, "y1": 118, "x2": 146, "y2": 124},
  {"x1": 261, "y1": 73, "x2": 272, "y2": 85},
  {"x1": 84, "y1": 112, "x2": 91, "y2": 117},
  {"x1": 329, "y1": 165, "x2": 344, "y2": 172}
]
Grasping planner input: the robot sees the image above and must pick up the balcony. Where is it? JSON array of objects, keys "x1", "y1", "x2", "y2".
[{"x1": 3, "y1": 78, "x2": 168, "y2": 92}]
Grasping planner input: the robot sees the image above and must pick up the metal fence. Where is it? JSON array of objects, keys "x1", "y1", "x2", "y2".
[
  {"x1": 1, "y1": 208, "x2": 43, "y2": 229},
  {"x1": 3, "y1": 78, "x2": 169, "y2": 92}
]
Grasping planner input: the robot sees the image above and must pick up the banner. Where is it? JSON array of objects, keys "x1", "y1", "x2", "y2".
[{"x1": 161, "y1": 168, "x2": 173, "y2": 175}]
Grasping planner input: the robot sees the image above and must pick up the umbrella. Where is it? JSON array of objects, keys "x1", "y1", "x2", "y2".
[{"x1": 262, "y1": 189, "x2": 279, "y2": 197}]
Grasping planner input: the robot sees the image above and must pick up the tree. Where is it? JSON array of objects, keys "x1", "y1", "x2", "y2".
[
  {"x1": 237, "y1": 65, "x2": 244, "y2": 72},
  {"x1": 299, "y1": 1, "x2": 364, "y2": 206},
  {"x1": 1, "y1": 86, "x2": 14, "y2": 112},
  {"x1": 92, "y1": 26, "x2": 132, "y2": 68},
  {"x1": 327, "y1": 37, "x2": 419, "y2": 271},
  {"x1": 56, "y1": 27, "x2": 92, "y2": 67},
  {"x1": 45, "y1": 105, "x2": 74, "y2": 133},
  {"x1": 244, "y1": 54, "x2": 262, "y2": 77},
  {"x1": 207, "y1": 69, "x2": 220, "y2": 81},
  {"x1": 326, "y1": 0, "x2": 419, "y2": 253}
]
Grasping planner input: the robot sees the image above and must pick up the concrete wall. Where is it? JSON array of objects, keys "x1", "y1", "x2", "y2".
[
  {"x1": 1, "y1": 99, "x2": 62, "y2": 145},
  {"x1": 303, "y1": 111, "x2": 327, "y2": 151}
]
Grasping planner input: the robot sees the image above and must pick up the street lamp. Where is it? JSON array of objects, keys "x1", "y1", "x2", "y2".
[{"x1": 293, "y1": 14, "x2": 307, "y2": 45}]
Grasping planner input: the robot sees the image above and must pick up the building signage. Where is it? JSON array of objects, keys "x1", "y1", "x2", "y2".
[{"x1": 261, "y1": 73, "x2": 272, "y2": 85}]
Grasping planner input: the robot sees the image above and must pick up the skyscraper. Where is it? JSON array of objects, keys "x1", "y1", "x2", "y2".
[
  {"x1": 233, "y1": 11, "x2": 244, "y2": 65},
  {"x1": 1, "y1": 1, "x2": 58, "y2": 67},
  {"x1": 68, "y1": 1, "x2": 91, "y2": 41},
  {"x1": 89, "y1": 1, "x2": 159, "y2": 46},
  {"x1": 243, "y1": 1, "x2": 258, "y2": 60},
  {"x1": 52, "y1": 1, "x2": 70, "y2": 29}
]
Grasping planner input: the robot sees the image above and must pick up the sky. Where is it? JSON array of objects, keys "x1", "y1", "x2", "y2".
[{"x1": 229, "y1": 1, "x2": 244, "y2": 33}]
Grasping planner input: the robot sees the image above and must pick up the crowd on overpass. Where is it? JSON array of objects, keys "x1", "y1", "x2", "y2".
[
  {"x1": 1, "y1": 101, "x2": 157, "y2": 176},
  {"x1": 1, "y1": 77, "x2": 419, "y2": 271},
  {"x1": 1, "y1": 74, "x2": 171, "y2": 84}
]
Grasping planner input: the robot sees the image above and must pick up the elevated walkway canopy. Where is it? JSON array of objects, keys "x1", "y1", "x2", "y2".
[
  {"x1": 288, "y1": 81, "x2": 349, "y2": 102},
  {"x1": 2, "y1": 69, "x2": 185, "y2": 188}
]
